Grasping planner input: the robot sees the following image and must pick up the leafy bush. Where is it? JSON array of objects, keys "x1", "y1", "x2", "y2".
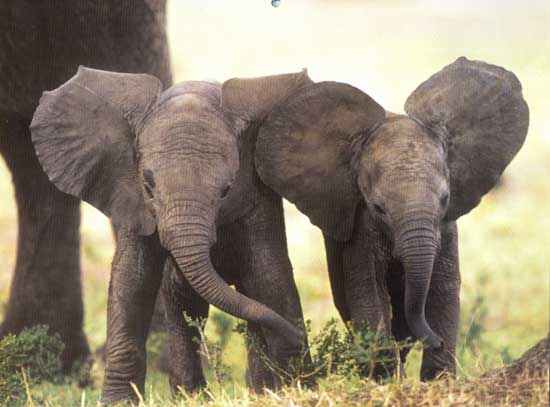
[
  {"x1": 236, "y1": 319, "x2": 412, "y2": 386},
  {"x1": 310, "y1": 320, "x2": 411, "y2": 380},
  {"x1": 0, "y1": 325, "x2": 64, "y2": 405}
]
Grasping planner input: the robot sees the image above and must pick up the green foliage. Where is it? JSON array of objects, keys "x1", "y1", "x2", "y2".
[
  {"x1": 0, "y1": 325, "x2": 64, "y2": 405},
  {"x1": 311, "y1": 320, "x2": 412, "y2": 380},
  {"x1": 235, "y1": 319, "x2": 412, "y2": 386}
]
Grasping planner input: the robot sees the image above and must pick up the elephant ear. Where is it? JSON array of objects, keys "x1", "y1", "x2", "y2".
[
  {"x1": 405, "y1": 57, "x2": 529, "y2": 221},
  {"x1": 30, "y1": 66, "x2": 162, "y2": 235},
  {"x1": 255, "y1": 82, "x2": 386, "y2": 241},
  {"x1": 221, "y1": 69, "x2": 313, "y2": 132}
]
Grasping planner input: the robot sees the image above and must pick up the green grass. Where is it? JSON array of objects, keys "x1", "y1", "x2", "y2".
[{"x1": 1, "y1": 1, "x2": 549, "y2": 405}]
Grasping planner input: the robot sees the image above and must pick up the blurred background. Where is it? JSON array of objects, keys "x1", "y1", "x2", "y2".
[{"x1": 1, "y1": 0, "x2": 548, "y2": 391}]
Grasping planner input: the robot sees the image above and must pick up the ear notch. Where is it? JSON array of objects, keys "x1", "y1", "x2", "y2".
[
  {"x1": 30, "y1": 66, "x2": 163, "y2": 235},
  {"x1": 221, "y1": 69, "x2": 313, "y2": 130},
  {"x1": 256, "y1": 81, "x2": 386, "y2": 241},
  {"x1": 405, "y1": 57, "x2": 529, "y2": 221}
]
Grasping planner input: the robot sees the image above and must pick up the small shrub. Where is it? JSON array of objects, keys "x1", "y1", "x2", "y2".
[
  {"x1": 312, "y1": 320, "x2": 411, "y2": 380},
  {"x1": 0, "y1": 325, "x2": 64, "y2": 405},
  {"x1": 236, "y1": 319, "x2": 412, "y2": 385}
]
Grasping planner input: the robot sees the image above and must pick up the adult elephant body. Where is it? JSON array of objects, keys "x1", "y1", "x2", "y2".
[
  {"x1": 0, "y1": 1, "x2": 171, "y2": 369},
  {"x1": 222, "y1": 58, "x2": 529, "y2": 380},
  {"x1": 31, "y1": 68, "x2": 311, "y2": 403}
]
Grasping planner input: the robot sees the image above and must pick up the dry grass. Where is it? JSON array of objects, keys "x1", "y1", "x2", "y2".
[{"x1": 96, "y1": 337, "x2": 550, "y2": 406}]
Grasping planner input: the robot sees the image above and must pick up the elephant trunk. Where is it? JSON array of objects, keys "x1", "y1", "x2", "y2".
[
  {"x1": 394, "y1": 218, "x2": 443, "y2": 349},
  {"x1": 158, "y1": 202, "x2": 302, "y2": 347}
]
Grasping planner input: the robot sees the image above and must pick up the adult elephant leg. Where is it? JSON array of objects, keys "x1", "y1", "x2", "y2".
[
  {"x1": 236, "y1": 193, "x2": 308, "y2": 390},
  {"x1": 101, "y1": 230, "x2": 164, "y2": 404},
  {"x1": 420, "y1": 222, "x2": 460, "y2": 381},
  {"x1": 341, "y1": 210, "x2": 397, "y2": 379},
  {"x1": 0, "y1": 113, "x2": 89, "y2": 370},
  {"x1": 160, "y1": 257, "x2": 209, "y2": 396}
]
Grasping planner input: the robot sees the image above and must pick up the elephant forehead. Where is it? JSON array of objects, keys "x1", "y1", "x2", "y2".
[
  {"x1": 365, "y1": 117, "x2": 447, "y2": 171},
  {"x1": 140, "y1": 95, "x2": 236, "y2": 149}
]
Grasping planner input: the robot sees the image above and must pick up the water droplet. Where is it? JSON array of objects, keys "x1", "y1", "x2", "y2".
[{"x1": 271, "y1": 0, "x2": 281, "y2": 7}]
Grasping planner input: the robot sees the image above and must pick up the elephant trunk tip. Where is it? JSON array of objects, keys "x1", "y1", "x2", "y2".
[
  {"x1": 287, "y1": 325, "x2": 305, "y2": 349},
  {"x1": 406, "y1": 310, "x2": 444, "y2": 350},
  {"x1": 268, "y1": 315, "x2": 305, "y2": 349},
  {"x1": 424, "y1": 332, "x2": 444, "y2": 350}
]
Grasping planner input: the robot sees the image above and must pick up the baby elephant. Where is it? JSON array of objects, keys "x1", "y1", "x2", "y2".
[
  {"x1": 227, "y1": 57, "x2": 529, "y2": 380},
  {"x1": 30, "y1": 67, "x2": 313, "y2": 403}
]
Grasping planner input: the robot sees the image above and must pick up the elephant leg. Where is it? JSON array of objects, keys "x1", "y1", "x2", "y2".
[
  {"x1": 0, "y1": 112, "x2": 89, "y2": 370},
  {"x1": 101, "y1": 230, "x2": 164, "y2": 404},
  {"x1": 96, "y1": 225, "x2": 166, "y2": 365},
  {"x1": 234, "y1": 194, "x2": 308, "y2": 389},
  {"x1": 160, "y1": 257, "x2": 209, "y2": 396},
  {"x1": 342, "y1": 235, "x2": 392, "y2": 336},
  {"x1": 110, "y1": 221, "x2": 166, "y2": 336},
  {"x1": 208, "y1": 222, "x2": 274, "y2": 392},
  {"x1": 420, "y1": 221, "x2": 460, "y2": 381},
  {"x1": 341, "y1": 211, "x2": 397, "y2": 379},
  {"x1": 323, "y1": 233, "x2": 352, "y2": 324},
  {"x1": 386, "y1": 261, "x2": 413, "y2": 375},
  {"x1": 240, "y1": 317, "x2": 275, "y2": 392}
]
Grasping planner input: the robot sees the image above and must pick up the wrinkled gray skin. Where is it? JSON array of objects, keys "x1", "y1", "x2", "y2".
[
  {"x1": 0, "y1": 0, "x2": 171, "y2": 369},
  {"x1": 244, "y1": 57, "x2": 529, "y2": 380},
  {"x1": 31, "y1": 68, "x2": 313, "y2": 404}
]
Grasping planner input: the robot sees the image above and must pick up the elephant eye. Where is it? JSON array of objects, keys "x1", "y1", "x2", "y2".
[
  {"x1": 143, "y1": 169, "x2": 156, "y2": 198},
  {"x1": 220, "y1": 184, "x2": 231, "y2": 199},
  {"x1": 143, "y1": 169, "x2": 156, "y2": 188},
  {"x1": 373, "y1": 202, "x2": 386, "y2": 216}
]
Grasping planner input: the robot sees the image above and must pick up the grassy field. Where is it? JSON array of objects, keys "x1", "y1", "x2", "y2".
[{"x1": 0, "y1": 0, "x2": 549, "y2": 405}]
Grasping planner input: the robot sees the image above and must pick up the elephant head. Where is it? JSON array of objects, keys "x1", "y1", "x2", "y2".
[
  {"x1": 228, "y1": 57, "x2": 529, "y2": 349},
  {"x1": 30, "y1": 66, "x2": 312, "y2": 347}
]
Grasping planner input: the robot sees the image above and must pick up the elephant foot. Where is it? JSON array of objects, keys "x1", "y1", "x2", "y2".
[
  {"x1": 100, "y1": 388, "x2": 140, "y2": 406},
  {"x1": 169, "y1": 373, "x2": 207, "y2": 398},
  {"x1": 164, "y1": 349, "x2": 207, "y2": 396},
  {"x1": 246, "y1": 352, "x2": 275, "y2": 393}
]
